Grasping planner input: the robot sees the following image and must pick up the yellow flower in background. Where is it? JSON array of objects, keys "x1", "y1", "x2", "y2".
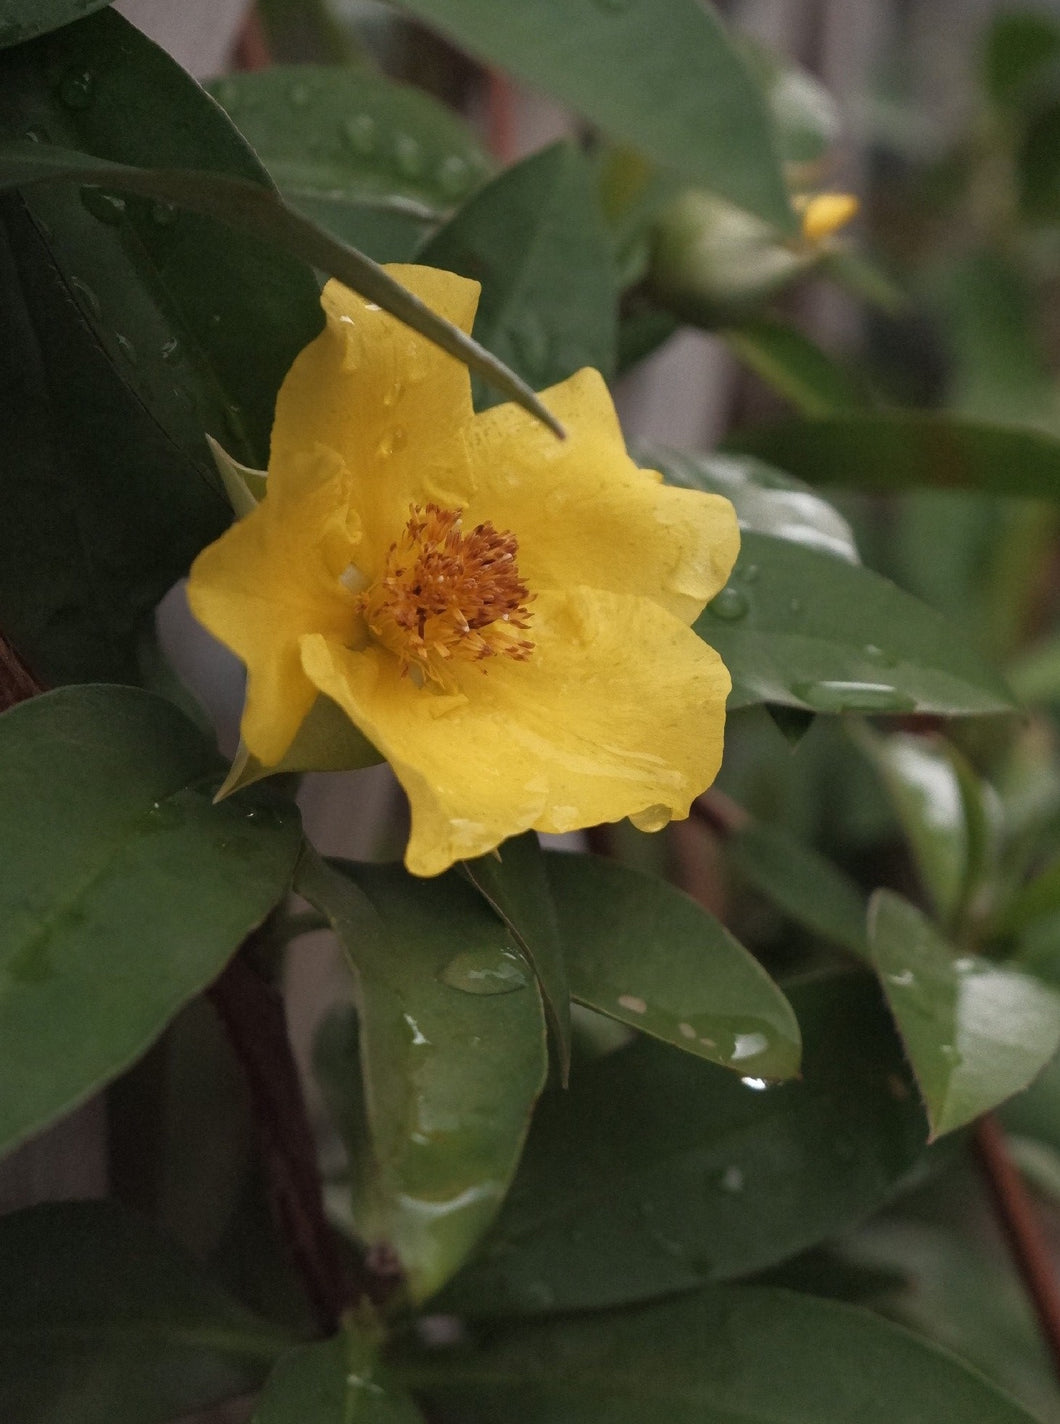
[{"x1": 188, "y1": 266, "x2": 739, "y2": 877}]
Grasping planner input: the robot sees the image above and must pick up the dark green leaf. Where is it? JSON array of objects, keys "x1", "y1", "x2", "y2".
[
  {"x1": 696, "y1": 531, "x2": 1013, "y2": 715},
  {"x1": 401, "y1": 1285, "x2": 1039, "y2": 1423},
  {"x1": 210, "y1": 65, "x2": 492, "y2": 261},
  {"x1": 0, "y1": 140, "x2": 563, "y2": 435},
  {"x1": 394, "y1": 0, "x2": 793, "y2": 228},
  {"x1": 0, "y1": 686, "x2": 302, "y2": 1158},
  {"x1": 462, "y1": 832, "x2": 571, "y2": 1082},
  {"x1": 856, "y1": 729, "x2": 992, "y2": 927},
  {"x1": 983, "y1": 11, "x2": 1060, "y2": 108},
  {"x1": 0, "y1": 0, "x2": 111, "y2": 48},
  {"x1": 721, "y1": 317, "x2": 870, "y2": 416},
  {"x1": 254, "y1": 1332, "x2": 426, "y2": 1423},
  {"x1": 297, "y1": 854, "x2": 547, "y2": 1302},
  {"x1": 725, "y1": 822, "x2": 869, "y2": 958},
  {"x1": 438, "y1": 974, "x2": 927, "y2": 1316},
  {"x1": 729, "y1": 411, "x2": 1060, "y2": 500},
  {"x1": 548, "y1": 851, "x2": 801, "y2": 1079},
  {"x1": 645, "y1": 444, "x2": 860, "y2": 561},
  {"x1": 869, "y1": 890, "x2": 1060, "y2": 1137},
  {"x1": 0, "y1": 1201, "x2": 295, "y2": 1424},
  {"x1": 420, "y1": 142, "x2": 617, "y2": 403}
]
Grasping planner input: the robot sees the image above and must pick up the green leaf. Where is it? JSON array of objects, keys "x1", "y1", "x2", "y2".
[
  {"x1": 983, "y1": 11, "x2": 1060, "y2": 109},
  {"x1": 548, "y1": 851, "x2": 801, "y2": 1080},
  {"x1": 401, "y1": 1285, "x2": 1039, "y2": 1423},
  {"x1": 856, "y1": 729, "x2": 993, "y2": 927},
  {"x1": 721, "y1": 317, "x2": 870, "y2": 416},
  {"x1": 725, "y1": 822, "x2": 869, "y2": 958},
  {"x1": 0, "y1": 1201, "x2": 295, "y2": 1424},
  {"x1": 0, "y1": 0, "x2": 112, "y2": 48},
  {"x1": 461, "y1": 832, "x2": 571, "y2": 1082},
  {"x1": 743, "y1": 40, "x2": 841, "y2": 165},
  {"x1": 210, "y1": 65, "x2": 492, "y2": 261},
  {"x1": 420, "y1": 142, "x2": 617, "y2": 403},
  {"x1": 645, "y1": 444, "x2": 860, "y2": 561},
  {"x1": 394, "y1": 0, "x2": 793, "y2": 229},
  {"x1": 438, "y1": 973, "x2": 927, "y2": 1316},
  {"x1": 0, "y1": 685, "x2": 302, "y2": 1158},
  {"x1": 868, "y1": 890, "x2": 1060, "y2": 1137},
  {"x1": 729, "y1": 411, "x2": 1060, "y2": 500},
  {"x1": 0, "y1": 140, "x2": 563, "y2": 437},
  {"x1": 254, "y1": 1332, "x2": 426, "y2": 1424},
  {"x1": 696, "y1": 531, "x2": 1014, "y2": 715},
  {"x1": 297, "y1": 853, "x2": 548, "y2": 1302}
]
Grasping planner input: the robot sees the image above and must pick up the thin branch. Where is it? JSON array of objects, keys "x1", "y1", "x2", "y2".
[
  {"x1": 975, "y1": 1113, "x2": 1060, "y2": 1386},
  {"x1": 209, "y1": 950, "x2": 351, "y2": 1334}
]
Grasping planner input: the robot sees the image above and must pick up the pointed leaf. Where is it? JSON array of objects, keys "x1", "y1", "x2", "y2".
[
  {"x1": 210, "y1": 65, "x2": 492, "y2": 261},
  {"x1": 438, "y1": 974, "x2": 927, "y2": 1316},
  {"x1": 254, "y1": 1332, "x2": 426, "y2": 1424},
  {"x1": 401, "y1": 1285, "x2": 1039, "y2": 1424},
  {"x1": 462, "y1": 832, "x2": 571, "y2": 1082},
  {"x1": 420, "y1": 142, "x2": 617, "y2": 402},
  {"x1": 0, "y1": 686, "x2": 303, "y2": 1158},
  {"x1": 548, "y1": 851, "x2": 800, "y2": 1080},
  {"x1": 695, "y1": 531, "x2": 1014, "y2": 715},
  {"x1": 0, "y1": 1201, "x2": 295, "y2": 1424},
  {"x1": 721, "y1": 317, "x2": 870, "y2": 416},
  {"x1": 394, "y1": 0, "x2": 792, "y2": 228},
  {"x1": 868, "y1": 890, "x2": 1060, "y2": 1137},
  {"x1": 297, "y1": 853, "x2": 548, "y2": 1302}
]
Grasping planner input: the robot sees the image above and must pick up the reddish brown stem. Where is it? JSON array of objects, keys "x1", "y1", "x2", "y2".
[
  {"x1": 975, "y1": 1113, "x2": 1060, "y2": 1385},
  {"x1": 231, "y1": 6, "x2": 272, "y2": 71},
  {"x1": 689, "y1": 788, "x2": 751, "y2": 840},
  {"x1": 209, "y1": 951, "x2": 351, "y2": 1333},
  {"x1": 0, "y1": 633, "x2": 44, "y2": 711}
]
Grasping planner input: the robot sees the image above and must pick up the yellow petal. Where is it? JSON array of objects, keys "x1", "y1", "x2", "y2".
[
  {"x1": 798, "y1": 192, "x2": 859, "y2": 244},
  {"x1": 464, "y1": 368, "x2": 739, "y2": 624},
  {"x1": 269, "y1": 265, "x2": 481, "y2": 570},
  {"x1": 300, "y1": 587, "x2": 730, "y2": 877},
  {"x1": 187, "y1": 445, "x2": 361, "y2": 765}
]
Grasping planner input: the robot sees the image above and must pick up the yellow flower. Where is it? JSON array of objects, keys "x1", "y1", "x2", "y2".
[{"x1": 187, "y1": 266, "x2": 738, "y2": 877}]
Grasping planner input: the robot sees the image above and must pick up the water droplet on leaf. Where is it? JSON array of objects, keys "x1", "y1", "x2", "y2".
[
  {"x1": 69, "y1": 276, "x2": 102, "y2": 323},
  {"x1": 706, "y1": 586, "x2": 749, "y2": 621},
  {"x1": 437, "y1": 154, "x2": 472, "y2": 197},
  {"x1": 394, "y1": 133, "x2": 424, "y2": 178},
  {"x1": 440, "y1": 947, "x2": 530, "y2": 995},
  {"x1": 343, "y1": 114, "x2": 377, "y2": 154},
  {"x1": 792, "y1": 679, "x2": 916, "y2": 714},
  {"x1": 115, "y1": 333, "x2": 137, "y2": 365},
  {"x1": 150, "y1": 199, "x2": 178, "y2": 227},
  {"x1": 80, "y1": 187, "x2": 126, "y2": 225},
  {"x1": 58, "y1": 68, "x2": 95, "y2": 110}
]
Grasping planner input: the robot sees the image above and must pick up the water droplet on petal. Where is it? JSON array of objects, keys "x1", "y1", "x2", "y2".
[
  {"x1": 58, "y1": 67, "x2": 95, "y2": 110},
  {"x1": 377, "y1": 425, "x2": 408, "y2": 458},
  {"x1": 440, "y1": 947, "x2": 530, "y2": 995},
  {"x1": 706, "y1": 586, "x2": 749, "y2": 621}
]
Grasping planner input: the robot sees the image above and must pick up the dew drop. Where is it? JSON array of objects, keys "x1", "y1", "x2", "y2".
[
  {"x1": 792, "y1": 679, "x2": 915, "y2": 714},
  {"x1": 862, "y1": 643, "x2": 897, "y2": 668},
  {"x1": 69, "y1": 276, "x2": 102, "y2": 323},
  {"x1": 382, "y1": 381, "x2": 404, "y2": 409},
  {"x1": 160, "y1": 336, "x2": 180, "y2": 363},
  {"x1": 738, "y1": 562, "x2": 760, "y2": 583},
  {"x1": 740, "y1": 1076, "x2": 770, "y2": 1091},
  {"x1": 885, "y1": 968, "x2": 915, "y2": 988},
  {"x1": 58, "y1": 67, "x2": 95, "y2": 110},
  {"x1": 115, "y1": 332, "x2": 138, "y2": 365},
  {"x1": 705, "y1": 586, "x2": 749, "y2": 621},
  {"x1": 720, "y1": 1164, "x2": 745, "y2": 1193},
  {"x1": 343, "y1": 113, "x2": 377, "y2": 154},
  {"x1": 440, "y1": 947, "x2": 530, "y2": 995},
  {"x1": 394, "y1": 133, "x2": 424, "y2": 178},
  {"x1": 80, "y1": 187, "x2": 126, "y2": 225},
  {"x1": 23, "y1": 126, "x2": 50, "y2": 144},
  {"x1": 437, "y1": 153, "x2": 472, "y2": 198},
  {"x1": 377, "y1": 425, "x2": 408, "y2": 458},
  {"x1": 150, "y1": 199, "x2": 178, "y2": 227}
]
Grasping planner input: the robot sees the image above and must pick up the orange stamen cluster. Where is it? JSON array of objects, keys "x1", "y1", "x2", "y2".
[{"x1": 358, "y1": 503, "x2": 534, "y2": 681}]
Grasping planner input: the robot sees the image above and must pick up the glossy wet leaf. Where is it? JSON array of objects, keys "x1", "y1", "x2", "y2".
[
  {"x1": 868, "y1": 890, "x2": 1060, "y2": 1137},
  {"x1": 725, "y1": 822, "x2": 869, "y2": 958},
  {"x1": 437, "y1": 974, "x2": 927, "y2": 1316},
  {"x1": 547, "y1": 851, "x2": 800, "y2": 1080},
  {"x1": 209, "y1": 65, "x2": 492, "y2": 261},
  {"x1": 0, "y1": 0, "x2": 111, "y2": 48},
  {"x1": 856, "y1": 729, "x2": 992, "y2": 927},
  {"x1": 647, "y1": 445, "x2": 860, "y2": 562},
  {"x1": 420, "y1": 142, "x2": 617, "y2": 403},
  {"x1": 462, "y1": 832, "x2": 570, "y2": 1082},
  {"x1": 254, "y1": 1332, "x2": 426, "y2": 1424},
  {"x1": 401, "y1": 1284, "x2": 1039, "y2": 1424},
  {"x1": 730, "y1": 411, "x2": 1060, "y2": 500},
  {"x1": 396, "y1": 0, "x2": 792, "y2": 228},
  {"x1": 297, "y1": 854, "x2": 547, "y2": 1302},
  {"x1": 0, "y1": 1201, "x2": 295, "y2": 1424},
  {"x1": 695, "y1": 531, "x2": 1013, "y2": 715},
  {"x1": 0, "y1": 141, "x2": 562, "y2": 437},
  {"x1": 0, "y1": 685, "x2": 302, "y2": 1158},
  {"x1": 721, "y1": 317, "x2": 869, "y2": 416}
]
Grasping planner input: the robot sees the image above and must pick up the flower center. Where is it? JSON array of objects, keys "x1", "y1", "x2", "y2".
[{"x1": 358, "y1": 503, "x2": 534, "y2": 681}]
